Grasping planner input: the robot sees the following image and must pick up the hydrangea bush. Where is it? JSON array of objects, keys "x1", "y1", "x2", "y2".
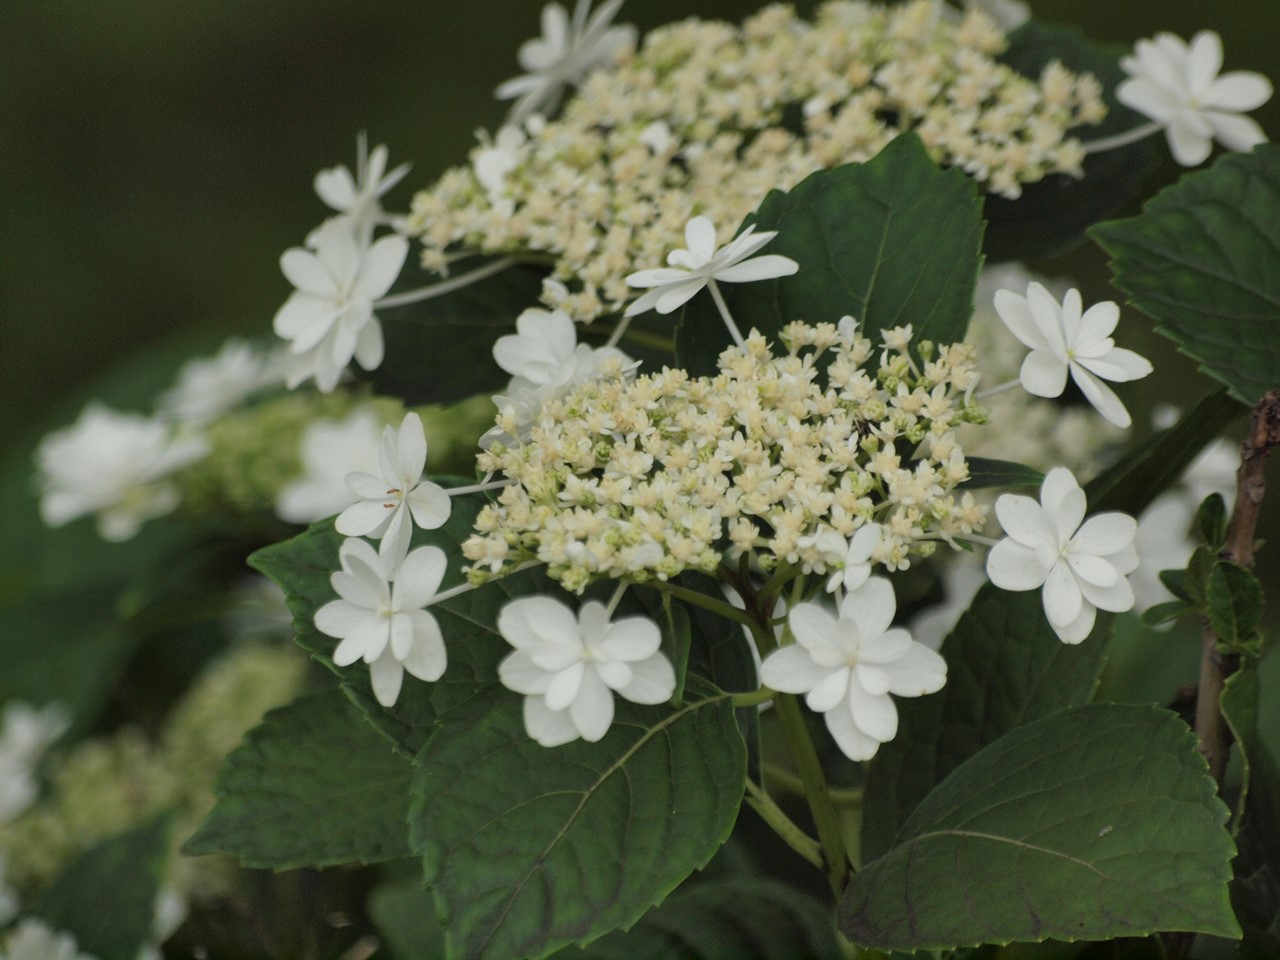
[{"x1": 6, "y1": 2, "x2": 1280, "y2": 958}]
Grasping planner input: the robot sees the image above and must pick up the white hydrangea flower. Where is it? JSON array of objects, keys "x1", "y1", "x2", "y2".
[
  {"x1": 275, "y1": 408, "x2": 386, "y2": 524},
  {"x1": 314, "y1": 134, "x2": 410, "y2": 241},
  {"x1": 761, "y1": 578, "x2": 947, "y2": 762},
  {"x1": 496, "y1": 0, "x2": 636, "y2": 122},
  {"x1": 1118, "y1": 30, "x2": 1272, "y2": 166},
  {"x1": 36, "y1": 404, "x2": 209, "y2": 542},
  {"x1": 335, "y1": 412, "x2": 451, "y2": 565},
  {"x1": 314, "y1": 538, "x2": 449, "y2": 707},
  {"x1": 473, "y1": 124, "x2": 527, "y2": 204},
  {"x1": 156, "y1": 338, "x2": 281, "y2": 423},
  {"x1": 1, "y1": 920, "x2": 98, "y2": 960},
  {"x1": 986, "y1": 467, "x2": 1139, "y2": 644},
  {"x1": 497, "y1": 596, "x2": 676, "y2": 746},
  {"x1": 993, "y1": 282, "x2": 1153, "y2": 429},
  {"x1": 624, "y1": 215, "x2": 799, "y2": 318},
  {"x1": 273, "y1": 218, "x2": 408, "y2": 392},
  {"x1": 0, "y1": 700, "x2": 69, "y2": 827}
]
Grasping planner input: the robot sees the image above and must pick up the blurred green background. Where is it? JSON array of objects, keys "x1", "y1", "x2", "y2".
[{"x1": 3, "y1": 0, "x2": 1278, "y2": 456}]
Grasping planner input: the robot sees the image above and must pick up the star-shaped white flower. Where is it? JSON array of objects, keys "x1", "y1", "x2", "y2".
[
  {"x1": 495, "y1": 0, "x2": 636, "y2": 122},
  {"x1": 761, "y1": 578, "x2": 946, "y2": 762},
  {"x1": 314, "y1": 134, "x2": 410, "y2": 241},
  {"x1": 1118, "y1": 31, "x2": 1272, "y2": 167},
  {"x1": 314, "y1": 538, "x2": 449, "y2": 707},
  {"x1": 273, "y1": 219, "x2": 408, "y2": 392},
  {"x1": 497, "y1": 596, "x2": 676, "y2": 746},
  {"x1": 276, "y1": 409, "x2": 386, "y2": 524},
  {"x1": 993, "y1": 282, "x2": 1153, "y2": 428},
  {"x1": 986, "y1": 467, "x2": 1139, "y2": 644},
  {"x1": 36, "y1": 403, "x2": 209, "y2": 541},
  {"x1": 624, "y1": 215, "x2": 799, "y2": 318},
  {"x1": 335, "y1": 412, "x2": 451, "y2": 565}
]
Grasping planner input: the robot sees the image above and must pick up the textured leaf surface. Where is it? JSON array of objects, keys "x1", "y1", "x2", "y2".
[
  {"x1": 986, "y1": 22, "x2": 1155, "y2": 262},
  {"x1": 248, "y1": 488, "x2": 546, "y2": 756},
  {"x1": 561, "y1": 878, "x2": 841, "y2": 960},
  {"x1": 1207, "y1": 562, "x2": 1265, "y2": 653},
  {"x1": 409, "y1": 677, "x2": 746, "y2": 960},
  {"x1": 1092, "y1": 145, "x2": 1280, "y2": 405},
  {"x1": 861, "y1": 585, "x2": 1111, "y2": 862},
  {"x1": 33, "y1": 815, "x2": 171, "y2": 960},
  {"x1": 184, "y1": 688, "x2": 412, "y2": 868},
  {"x1": 842, "y1": 704, "x2": 1240, "y2": 950},
  {"x1": 675, "y1": 134, "x2": 983, "y2": 376},
  {"x1": 368, "y1": 876, "x2": 447, "y2": 960}
]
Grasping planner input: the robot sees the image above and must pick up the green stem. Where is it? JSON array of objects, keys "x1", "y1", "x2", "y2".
[
  {"x1": 620, "y1": 328, "x2": 675, "y2": 352},
  {"x1": 732, "y1": 687, "x2": 776, "y2": 708},
  {"x1": 773, "y1": 692, "x2": 854, "y2": 898},
  {"x1": 745, "y1": 780, "x2": 824, "y2": 870},
  {"x1": 764, "y1": 763, "x2": 864, "y2": 806},
  {"x1": 642, "y1": 579, "x2": 758, "y2": 631}
]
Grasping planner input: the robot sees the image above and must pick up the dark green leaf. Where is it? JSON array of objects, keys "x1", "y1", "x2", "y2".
[
  {"x1": 409, "y1": 676, "x2": 746, "y2": 960},
  {"x1": 367, "y1": 876, "x2": 447, "y2": 960},
  {"x1": 365, "y1": 258, "x2": 546, "y2": 406},
  {"x1": 1197, "y1": 493, "x2": 1230, "y2": 550},
  {"x1": 183, "y1": 689, "x2": 413, "y2": 868},
  {"x1": 1084, "y1": 389, "x2": 1242, "y2": 516},
  {"x1": 660, "y1": 594, "x2": 693, "y2": 707},
  {"x1": 560, "y1": 878, "x2": 842, "y2": 960},
  {"x1": 1159, "y1": 568, "x2": 1194, "y2": 604},
  {"x1": 841, "y1": 704, "x2": 1240, "y2": 951},
  {"x1": 675, "y1": 134, "x2": 984, "y2": 376},
  {"x1": 986, "y1": 22, "x2": 1156, "y2": 262},
  {"x1": 1091, "y1": 144, "x2": 1280, "y2": 405},
  {"x1": 1187, "y1": 547, "x2": 1217, "y2": 608},
  {"x1": 1141, "y1": 600, "x2": 1197, "y2": 628},
  {"x1": 961, "y1": 458, "x2": 1045, "y2": 490},
  {"x1": 1207, "y1": 562, "x2": 1265, "y2": 654},
  {"x1": 1230, "y1": 732, "x2": 1280, "y2": 957},
  {"x1": 861, "y1": 584, "x2": 1111, "y2": 863},
  {"x1": 33, "y1": 814, "x2": 172, "y2": 960},
  {"x1": 1221, "y1": 662, "x2": 1261, "y2": 834}
]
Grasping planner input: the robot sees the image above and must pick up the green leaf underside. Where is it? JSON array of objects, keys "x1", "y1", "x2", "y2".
[
  {"x1": 1091, "y1": 144, "x2": 1280, "y2": 406},
  {"x1": 183, "y1": 689, "x2": 412, "y2": 868},
  {"x1": 33, "y1": 815, "x2": 171, "y2": 960},
  {"x1": 675, "y1": 133, "x2": 984, "y2": 377},
  {"x1": 409, "y1": 676, "x2": 747, "y2": 960},
  {"x1": 247, "y1": 488, "x2": 548, "y2": 756},
  {"x1": 985, "y1": 22, "x2": 1155, "y2": 263},
  {"x1": 561, "y1": 878, "x2": 842, "y2": 960},
  {"x1": 841, "y1": 704, "x2": 1240, "y2": 951},
  {"x1": 368, "y1": 258, "x2": 546, "y2": 406},
  {"x1": 861, "y1": 584, "x2": 1111, "y2": 863},
  {"x1": 1083, "y1": 388, "x2": 1242, "y2": 517},
  {"x1": 962, "y1": 458, "x2": 1046, "y2": 490}
]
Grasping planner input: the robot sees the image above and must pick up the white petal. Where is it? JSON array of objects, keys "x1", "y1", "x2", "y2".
[
  {"x1": 280, "y1": 249, "x2": 333, "y2": 296},
  {"x1": 357, "y1": 235, "x2": 410, "y2": 299},
  {"x1": 761, "y1": 646, "x2": 831, "y2": 693},
  {"x1": 355, "y1": 317, "x2": 385, "y2": 372},
  {"x1": 1072, "y1": 513, "x2": 1137, "y2": 556},
  {"x1": 401, "y1": 610, "x2": 447, "y2": 681},
  {"x1": 524, "y1": 696, "x2": 579, "y2": 747},
  {"x1": 1043, "y1": 561, "x2": 1083, "y2": 628},
  {"x1": 1187, "y1": 30, "x2": 1224, "y2": 96},
  {"x1": 805, "y1": 667, "x2": 852, "y2": 713},
  {"x1": 1205, "y1": 111, "x2": 1269, "y2": 152},
  {"x1": 389, "y1": 610, "x2": 416, "y2": 660},
  {"x1": 335, "y1": 499, "x2": 393, "y2": 537},
  {"x1": 597, "y1": 616, "x2": 662, "y2": 662},
  {"x1": 993, "y1": 289, "x2": 1050, "y2": 352},
  {"x1": 391, "y1": 546, "x2": 447, "y2": 608},
  {"x1": 684, "y1": 216, "x2": 718, "y2": 260},
  {"x1": 1025, "y1": 282, "x2": 1069, "y2": 359},
  {"x1": 570, "y1": 668, "x2": 615, "y2": 742},
  {"x1": 654, "y1": 278, "x2": 711, "y2": 314},
  {"x1": 847, "y1": 683, "x2": 898, "y2": 743},
  {"x1": 1078, "y1": 347, "x2": 1153, "y2": 383},
  {"x1": 316, "y1": 599, "x2": 375, "y2": 642},
  {"x1": 1117, "y1": 77, "x2": 1180, "y2": 124},
  {"x1": 497, "y1": 596, "x2": 580, "y2": 650},
  {"x1": 617, "y1": 655, "x2": 676, "y2": 705},
  {"x1": 1067, "y1": 553, "x2": 1118, "y2": 588},
  {"x1": 1076, "y1": 300, "x2": 1120, "y2": 349},
  {"x1": 499, "y1": 650, "x2": 553, "y2": 695},
  {"x1": 854, "y1": 664, "x2": 891, "y2": 696},
  {"x1": 987, "y1": 539, "x2": 1050, "y2": 591},
  {"x1": 1078, "y1": 574, "x2": 1136, "y2": 614},
  {"x1": 545, "y1": 661, "x2": 586, "y2": 712},
  {"x1": 397, "y1": 413, "x2": 428, "y2": 481},
  {"x1": 712, "y1": 254, "x2": 800, "y2": 284},
  {"x1": 994, "y1": 492, "x2": 1057, "y2": 548},
  {"x1": 880, "y1": 644, "x2": 947, "y2": 697},
  {"x1": 1205, "y1": 72, "x2": 1274, "y2": 112},
  {"x1": 839, "y1": 577, "x2": 896, "y2": 643},
  {"x1": 378, "y1": 509, "x2": 412, "y2": 570},
  {"x1": 1167, "y1": 117, "x2": 1214, "y2": 167},
  {"x1": 347, "y1": 471, "x2": 391, "y2": 499},
  {"x1": 785, "y1": 603, "x2": 842, "y2": 658},
  {"x1": 823, "y1": 698, "x2": 881, "y2": 761},
  {"x1": 1052, "y1": 602, "x2": 1097, "y2": 645},
  {"x1": 407, "y1": 482, "x2": 452, "y2": 530},
  {"x1": 1020, "y1": 350, "x2": 1069, "y2": 398},
  {"x1": 1041, "y1": 468, "x2": 1086, "y2": 544},
  {"x1": 858, "y1": 626, "x2": 914, "y2": 666},
  {"x1": 369, "y1": 650, "x2": 405, "y2": 706},
  {"x1": 1072, "y1": 365, "x2": 1132, "y2": 428},
  {"x1": 625, "y1": 266, "x2": 695, "y2": 289}
]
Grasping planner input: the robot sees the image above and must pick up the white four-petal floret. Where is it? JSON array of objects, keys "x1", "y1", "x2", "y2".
[
  {"x1": 497, "y1": 596, "x2": 676, "y2": 746},
  {"x1": 1118, "y1": 30, "x2": 1272, "y2": 167},
  {"x1": 986, "y1": 467, "x2": 1139, "y2": 644},
  {"x1": 314, "y1": 538, "x2": 449, "y2": 707},
  {"x1": 993, "y1": 281, "x2": 1153, "y2": 428},
  {"x1": 761, "y1": 578, "x2": 946, "y2": 762}
]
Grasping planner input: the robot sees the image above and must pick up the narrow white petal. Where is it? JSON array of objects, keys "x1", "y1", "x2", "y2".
[
  {"x1": 1117, "y1": 78, "x2": 1180, "y2": 124},
  {"x1": 524, "y1": 696, "x2": 579, "y2": 747},
  {"x1": 1205, "y1": 111, "x2": 1268, "y2": 152},
  {"x1": 618, "y1": 654, "x2": 676, "y2": 705},
  {"x1": 393, "y1": 546, "x2": 448, "y2": 610},
  {"x1": 787, "y1": 602, "x2": 843, "y2": 658},
  {"x1": 407, "y1": 482, "x2": 453, "y2": 530},
  {"x1": 1078, "y1": 574, "x2": 1136, "y2": 614},
  {"x1": 1019, "y1": 350, "x2": 1069, "y2": 398},
  {"x1": 1187, "y1": 31, "x2": 1224, "y2": 96},
  {"x1": 401, "y1": 610, "x2": 447, "y2": 681},
  {"x1": 335, "y1": 499, "x2": 393, "y2": 537},
  {"x1": 1078, "y1": 347, "x2": 1153, "y2": 383},
  {"x1": 840, "y1": 577, "x2": 897, "y2": 646},
  {"x1": 1025, "y1": 282, "x2": 1069, "y2": 359},
  {"x1": 1167, "y1": 117, "x2": 1214, "y2": 167},
  {"x1": 1076, "y1": 301, "x2": 1120, "y2": 348},
  {"x1": 654, "y1": 278, "x2": 711, "y2": 314},
  {"x1": 1205, "y1": 73, "x2": 1274, "y2": 113},
  {"x1": 805, "y1": 667, "x2": 852, "y2": 713},
  {"x1": 316, "y1": 600, "x2": 375, "y2": 643},
  {"x1": 1072, "y1": 513, "x2": 1138, "y2": 556},
  {"x1": 993, "y1": 290, "x2": 1051, "y2": 352},
  {"x1": 1042, "y1": 561, "x2": 1083, "y2": 628},
  {"x1": 987, "y1": 539, "x2": 1051, "y2": 591},
  {"x1": 848, "y1": 683, "x2": 898, "y2": 743},
  {"x1": 570, "y1": 668, "x2": 615, "y2": 742},
  {"x1": 684, "y1": 216, "x2": 718, "y2": 260},
  {"x1": 397, "y1": 413, "x2": 428, "y2": 482},
  {"x1": 280, "y1": 249, "x2": 333, "y2": 296},
  {"x1": 358, "y1": 236, "x2": 410, "y2": 299},
  {"x1": 760, "y1": 646, "x2": 831, "y2": 693},
  {"x1": 712, "y1": 254, "x2": 800, "y2": 284},
  {"x1": 1067, "y1": 553, "x2": 1119, "y2": 588},
  {"x1": 545, "y1": 661, "x2": 586, "y2": 712},
  {"x1": 497, "y1": 596, "x2": 579, "y2": 650},
  {"x1": 1052, "y1": 602, "x2": 1097, "y2": 644},
  {"x1": 824, "y1": 698, "x2": 881, "y2": 761},
  {"x1": 369, "y1": 651, "x2": 405, "y2": 706},
  {"x1": 994, "y1": 493, "x2": 1058, "y2": 548},
  {"x1": 499, "y1": 650, "x2": 553, "y2": 695},
  {"x1": 389, "y1": 610, "x2": 415, "y2": 660},
  {"x1": 597, "y1": 617, "x2": 662, "y2": 661},
  {"x1": 880, "y1": 644, "x2": 948, "y2": 697},
  {"x1": 1072, "y1": 365, "x2": 1133, "y2": 428}
]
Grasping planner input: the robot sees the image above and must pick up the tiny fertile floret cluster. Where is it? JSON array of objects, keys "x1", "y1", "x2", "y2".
[
  {"x1": 408, "y1": 0, "x2": 1106, "y2": 322},
  {"x1": 465, "y1": 321, "x2": 990, "y2": 593}
]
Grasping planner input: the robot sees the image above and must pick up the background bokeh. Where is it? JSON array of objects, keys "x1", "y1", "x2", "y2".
[{"x1": 3, "y1": 0, "x2": 1278, "y2": 455}]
